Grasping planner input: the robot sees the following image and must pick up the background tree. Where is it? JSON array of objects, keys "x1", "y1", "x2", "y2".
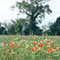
[
  {"x1": 11, "y1": 18, "x2": 29, "y2": 35},
  {"x1": 50, "y1": 16, "x2": 60, "y2": 35},
  {"x1": 41, "y1": 22, "x2": 53, "y2": 35},
  {"x1": 12, "y1": 0, "x2": 52, "y2": 35},
  {"x1": 0, "y1": 22, "x2": 8, "y2": 35}
]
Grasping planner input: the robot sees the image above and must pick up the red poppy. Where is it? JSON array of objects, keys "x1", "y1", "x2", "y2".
[
  {"x1": 33, "y1": 42, "x2": 38, "y2": 45},
  {"x1": 10, "y1": 43, "x2": 14, "y2": 47},
  {"x1": 33, "y1": 37, "x2": 36, "y2": 40},
  {"x1": 48, "y1": 49, "x2": 51, "y2": 53},
  {"x1": 15, "y1": 45, "x2": 19, "y2": 48},
  {"x1": 35, "y1": 47, "x2": 39, "y2": 51},
  {"x1": 38, "y1": 43, "x2": 44, "y2": 47},
  {"x1": 48, "y1": 47, "x2": 52, "y2": 53},
  {"x1": 6, "y1": 49, "x2": 10, "y2": 53},
  {"x1": 31, "y1": 47, "x2": 34, "y2": 51},
  {"x1": 46, "y1": 40, "x2": 50, "y2": 43},
  {"x1": 49, "y1": 47, "x2": 52, "y2": 50}
]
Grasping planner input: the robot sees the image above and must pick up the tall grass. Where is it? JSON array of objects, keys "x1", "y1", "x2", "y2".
[{"x1": 0, "y1": 35, "x2": 60, "y2": 60}]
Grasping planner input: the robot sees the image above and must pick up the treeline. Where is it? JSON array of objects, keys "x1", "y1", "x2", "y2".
[
  {"x1": 0, "y1": 18, "x2": 42, "y2": 35},
  {"x1": 0, "y1": 16, "x2": 60, "y2": 35}
]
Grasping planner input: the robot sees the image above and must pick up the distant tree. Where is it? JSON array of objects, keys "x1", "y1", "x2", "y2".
[
  {"x1": 11, "y1": 18, "x2": 29, "y2": 34},
  {"x1": 12, "y1": 0, "x2": 52, "y2": 35},
  {"x1": 0, "y1": 26, "x2": 8, "y2": 35},
  {"x1": 0, "y1": 22, "x2": 8, "y2": 35},
  {"x1": 50, "y1": 16, "x2": 60, "y2": 35},
  {"x1": 8, "y1": 24, "x2": 16, "y2": 35}
]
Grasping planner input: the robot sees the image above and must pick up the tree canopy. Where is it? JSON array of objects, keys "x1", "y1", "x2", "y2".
[{"x1": 12, "y1": 0, "x2": 52, "y2": 35}]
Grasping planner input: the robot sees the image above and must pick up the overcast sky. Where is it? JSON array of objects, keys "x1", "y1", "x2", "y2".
[{"x1": 0, "y1": 0, "x2": 60, "y2": 25}]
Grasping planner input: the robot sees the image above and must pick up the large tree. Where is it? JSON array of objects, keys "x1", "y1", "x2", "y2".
[{"x1": 12, "y1": 0, "x2": 52, "y2": 35}]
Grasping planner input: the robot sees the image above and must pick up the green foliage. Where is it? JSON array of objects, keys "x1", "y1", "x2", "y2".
[
  {"x1": 12, "y1": 0, "x2": 52, "y2": 35},
  {"x1": 0, "y1": 22, "x2": 8, "y2": 35},
  {"x1": 50, "y1": 16, "x2": 60, "y2": 35},
  {"x1": 10, "y1": 18, "x2": 28, "y2": 34}
]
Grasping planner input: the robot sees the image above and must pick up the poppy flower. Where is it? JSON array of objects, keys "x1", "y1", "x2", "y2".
[
  {"x1": 38, "y1": 43, "x2": 44, "y2": 47},
  {"x1": 49, "y1": 47, "x2": 52, "y2": 50},
  {"x1": 6, "y1": 49, "x2": 10, "y2": 53},
  {"x1": 33, "y1": 37, "x2": 36, "y2": 40},
  {"x1": 15, "y1": 45, "x2": 19, "y2": 48},
  {"x1": 48, "y1": 49, "x2": 51, "y2": 53},
  {"x1": 48, "y1": 47, "x2": 52, "y2": 53},
  {"x1": 33, "y1": 42, "x2": 38, "y2": 45},
  {"x1": 35, "y1": 47, "x2": 39, "y2": 51},
  {"x1": 10, "y1": 43, "x2": 14, "y2": 47},
  {"x1": 31, "y1": 47, "x2": 34, "y2": 51},
  {"x1": 46, "y1": 40, "x2": 50, "y2": 43}
]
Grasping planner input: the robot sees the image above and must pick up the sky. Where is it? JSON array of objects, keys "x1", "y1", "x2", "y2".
[{"x1": 0, "y1": 0, "x2": 60, "y2": 26}]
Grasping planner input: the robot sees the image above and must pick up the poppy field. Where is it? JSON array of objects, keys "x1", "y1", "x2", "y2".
[{"x1": 0, "y1": 35, "x2": 60, "y2": 60}]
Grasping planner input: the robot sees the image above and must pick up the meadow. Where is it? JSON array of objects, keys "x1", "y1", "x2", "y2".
[{"x1": 0, "y1": 35, "x2": 60, "y2": 60}]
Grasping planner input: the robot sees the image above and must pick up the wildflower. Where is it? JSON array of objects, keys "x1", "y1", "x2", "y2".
[
  {"x1": 56, "y1": 47, "x2": 60, "y2": 50},
  {"x1": 10, "y1": 43, "x2": 14, "y2": 47},
  {"x1": 31, "y1": 47, "x2": 34, "y2": 51},
  {"x1": 15, "y1": 45, "x2": 19, "y2": 48},
  {"x1": 35, "y1": 47, "x2": 39, "y2": 51},
  {"x1": 33, "y1": 37, "x2": 36, "y2": 40},
  {"x1": 6, "y1": 49, "x2": 10, "y2": 53},
  {"x1": 48, "y1": 49, "x2": 51, "y2": 53},
  {"x1": 38, "y1": 43, "x2": 44, "y2": 47},
  {"x1": 49, "y1": 47, "x2": 52, "y2": 50},
  {"x1": 33, "y1": 42, "x2": 38, "y2": 45},
  {"x1": 22, "y1": 40, "x2": 24, "y2": 42},
  {"x1": 46, "y1": 40, "x2": 50, "y2": 43},
  {"x1": 48, "y1": 47, "x2": 52, "y2": 53}
]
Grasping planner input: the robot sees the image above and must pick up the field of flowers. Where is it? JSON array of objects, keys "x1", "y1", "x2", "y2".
[{"x1": 0, "y1": 35, "x2": 60, "y2": 60}]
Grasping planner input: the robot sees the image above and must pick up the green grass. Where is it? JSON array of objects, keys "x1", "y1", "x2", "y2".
[{"x1": 0, "y1": 35, "x2": 60, "y2": 60}]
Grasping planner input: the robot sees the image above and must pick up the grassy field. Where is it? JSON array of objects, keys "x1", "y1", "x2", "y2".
[{"x1": 0, "y1": 35, "x2": 60, "y2": 60}]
